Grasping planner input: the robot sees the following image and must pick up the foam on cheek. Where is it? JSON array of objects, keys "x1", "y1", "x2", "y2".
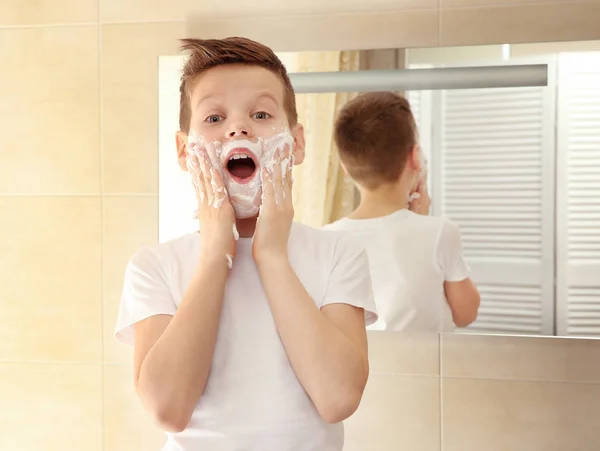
[
  {"x1": 186, "y1": 134, "x2": 227, "y2": 209},
  {"x1": 260, "y1": 130, "x2": 295, "y2": 204},
  {"x1": 261, "y1": 130, "x2": 295, "y2": 176},
  {"x1": 218, "y1": 131, "x2": 294, "y2": 216},
  {"x1": 184, "y1": 148, "x2": 205, "y2": 204},
  {"x1": 187, "y1": 129, "x2": 294, "y2": 201}
]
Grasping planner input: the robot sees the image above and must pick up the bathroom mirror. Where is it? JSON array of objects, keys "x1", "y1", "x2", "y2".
[{"x1": 158, "y1": 40, "x2": 600, "y2": 339}]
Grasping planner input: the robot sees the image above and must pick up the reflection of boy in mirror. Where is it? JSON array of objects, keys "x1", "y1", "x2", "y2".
[
  {"x1": 114, "y1": 37, "x2": 377, "y2": 451},
  {"x1": 324, "y1": 92, "x2": 480, "y2": 333}
]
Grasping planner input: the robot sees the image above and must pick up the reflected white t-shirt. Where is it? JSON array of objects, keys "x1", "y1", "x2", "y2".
[
  {"x1": 324, "y1": 209, "x2": 469, "y2": 333},
  {"x1": 115, "y1": 222, "x2": 377, "y2": 451}
]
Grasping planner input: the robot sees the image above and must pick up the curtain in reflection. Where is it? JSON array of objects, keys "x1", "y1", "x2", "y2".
[{"x1": 291, "y1": 51, "x2": 360, "y2": 228}]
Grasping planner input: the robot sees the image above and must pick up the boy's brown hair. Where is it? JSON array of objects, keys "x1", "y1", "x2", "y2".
[
  {"x1": 178, "y1": 37, "x2": 298, "y2": 133},
  {"x1": 334, "y1": 92, "x2": 418, "y2": 190}
]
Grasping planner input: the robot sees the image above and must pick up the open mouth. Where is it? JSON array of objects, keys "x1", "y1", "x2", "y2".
[{"x1": 225, "y1": 150, "x2": 258, "y2": 184}]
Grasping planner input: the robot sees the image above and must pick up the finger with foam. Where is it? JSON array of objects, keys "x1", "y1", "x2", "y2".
[{"x1": 409, "y1": 148, "x2": 429, "y2": 202}]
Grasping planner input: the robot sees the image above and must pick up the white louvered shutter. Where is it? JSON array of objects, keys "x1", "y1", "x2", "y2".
[
  {"x1": 556, "y1": 53, "x2": 600, "y2": 336},
  {"x1": 434, "y1": 66, "x2": 557, "y2": 335}
]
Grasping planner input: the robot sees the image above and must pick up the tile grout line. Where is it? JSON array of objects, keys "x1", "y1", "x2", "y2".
[
  {"x1": 98, "y1": 2, "x2": 106, "y2": 449},
  {"x1": 0, "y1": 359, "x2": 594, "y2": 385},
  {"x1": 370, "y1": 372, "x2": 442, "y2": 378},
  {"x1": 440, "y1": 375, "x2": 600, "y2": 385},
  {"x1": 0, "y1": 1, "x2": 585, "y2": 31},
  {"x1": 94, "y1": 8, "x2": 442, "y2": 24},
  {"x1": 0, "y1": 193, "x2": 157, "y2": 197},
  {"x1": 0, "y1": 360, "x2": 109, "y2": 365},
  {"x1": 0, "y1": 22, "x2": 98, "y2": 30},
  {"x1": 0, "y1": 8, "x2": 439, "y2": 31},
  {"x1": 438, "y1": 0, "x2": 581, "y2": 11}
]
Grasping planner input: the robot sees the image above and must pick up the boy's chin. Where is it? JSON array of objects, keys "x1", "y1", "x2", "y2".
[
  {"x1": 234, "y1": 213, "x2": 260, "y2": 221},
  {"x1": 231, "y1": 203, "x2": 260, "y2": 220}
]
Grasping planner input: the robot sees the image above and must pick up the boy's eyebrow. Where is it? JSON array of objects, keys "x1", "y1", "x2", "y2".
[
  {"x1": 194, "y1": 92, "x2": 278, "y2": 109},
  {"x1": 255, "y1": 92, "x2": 279, "y2": 105},
  {"x1": 195, "y1": 93, "x2": 223, "y2": 109}
]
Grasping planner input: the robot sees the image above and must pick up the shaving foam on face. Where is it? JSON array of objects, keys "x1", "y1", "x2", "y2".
[
  {"x1": 186, "y1": 130, "x2": 295, "y2": 269},
  {"x1": 187, "y1": 129, "x2": 295, "y2": 217},
  {"x1": 262, "y1": 131, "x2": 295, "y2": 178},
  {"x1": 219, "y1": 138, "x2": 264, "y2": 218},
  {"x1": 185, "y1": 139, "x2": 228, "y2": 209}
]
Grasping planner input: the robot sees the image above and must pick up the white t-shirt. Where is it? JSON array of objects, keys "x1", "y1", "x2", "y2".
[
  {"x1": 324, "y1": 209, "x2": 469, "y2": 333},
  {"x1": 115, "y1": 222, "x2": 377, "y2": 451}
]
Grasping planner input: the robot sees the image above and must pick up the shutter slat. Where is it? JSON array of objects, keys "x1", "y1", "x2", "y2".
[{"x1": 467, "y1": 284, "x2": 544, "y2": 334}]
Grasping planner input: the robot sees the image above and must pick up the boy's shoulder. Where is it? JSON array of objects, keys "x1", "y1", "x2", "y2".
[
  {"x1": 126, "y1": 232, "x2": 198, "y2": 271},
  {"x1": 323, "y1": 210, "x2": 459, "y2": 241},
  {"x1": 321, "y1": 218, "x2": 348, "y2": 232},
  {"x1": 290, "y1": 221, "x2": 365, "y2": 261},
  {"x1": 291, "y1": 221, "x2": 351, "y2": 247},
  {"x1": 408, "y1": 211, "x2": 456, "y2": 229}
]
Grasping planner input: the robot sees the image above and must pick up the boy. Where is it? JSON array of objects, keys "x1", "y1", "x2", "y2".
[
  {"x1": 114, "y1": 37, "x2": 377, "y2": 451},
  {"x1": 324, "y1": 92, "x2": 480, "y2": 333}
]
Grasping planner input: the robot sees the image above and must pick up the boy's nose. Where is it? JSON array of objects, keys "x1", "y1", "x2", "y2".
[
  {"x1": 228, "y1": 128, "x2": 249, "y2": 138},
  {"x1": 227, "y1": 121, "x2": 253, "y2": 139}
]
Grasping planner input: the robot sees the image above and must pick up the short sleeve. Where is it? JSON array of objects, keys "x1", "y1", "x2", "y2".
[
  {"x1": 437, "y1": 219, "x2": 470, "y2": 282},
  {"x1": 322, "y1": 233, "x2": 378, "y2": 326},
  {"x1": 114, "y1": 247, "x2": 178, "y2": 346}
]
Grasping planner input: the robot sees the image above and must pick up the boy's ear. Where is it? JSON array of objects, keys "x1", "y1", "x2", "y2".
[
  {"x1": 176, "y1": 131, "x2": 188, "y2": 171},
  {"x1": 340, "y1": 161, "x2": 349, "y2": 176},
  {"x1": 291, "y1": 123, "x2": 306, "y2": 165},
  {"x1": 409, "y1": 144, "x2": 422, "y2": 173}
]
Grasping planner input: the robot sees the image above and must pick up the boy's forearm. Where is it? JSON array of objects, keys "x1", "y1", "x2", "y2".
[
  {"x1": 257, "y1": 257, "x2": 368, "y2": 424},
  {"x1": 137, "y1": 255, "x2": 228, "y2": 431}
]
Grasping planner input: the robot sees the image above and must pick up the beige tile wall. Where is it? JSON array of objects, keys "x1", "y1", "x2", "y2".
[
  {"x1": 2, "y1": 1, "x2": 600, "y2": 450},
  {"x1": 440, "y1": 334, "x2": 600, "y2": 451}
]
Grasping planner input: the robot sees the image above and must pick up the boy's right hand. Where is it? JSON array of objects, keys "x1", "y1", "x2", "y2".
[
  {"x1": 408, "y1": 178, "x2": 431, "y2": 216},
  {"x1": 187, "y1": 148, "x2": 236, "y2": 263}
]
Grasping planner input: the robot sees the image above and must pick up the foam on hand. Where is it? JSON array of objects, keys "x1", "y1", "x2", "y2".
[
  {"x1": 261, "y1": 132, "x2": 294, "y2": 205},
  {"x1": 186, "y1": 137, "x2": 228, "y2": 209},
  {"x1": 408, "y1": 148, "x2": 429, "y2": 202}
]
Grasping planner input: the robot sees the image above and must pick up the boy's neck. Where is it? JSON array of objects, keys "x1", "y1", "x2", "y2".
[
  {"x1": 349, "y1": 181, "x2": 411, "y2": 220},
  {"x1": 236, "y1": 216, "x2": 258, "y2": 238}
]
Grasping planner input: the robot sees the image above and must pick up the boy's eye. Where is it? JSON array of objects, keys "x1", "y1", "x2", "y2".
[
  {"x1": 253, "y1": 112, "x2": 271, "y2": 120},
  {"x1": 205, "y1": 114, "x2": 223, "y2": 123}
]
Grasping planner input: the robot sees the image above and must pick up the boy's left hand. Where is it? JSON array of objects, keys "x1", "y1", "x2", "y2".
[
  {"x1": 409, "y1": 178, "x2": 431, "y2": 216},
  {"x1": 252, "y1": 145, "x2": 294, "y2": 265}
]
